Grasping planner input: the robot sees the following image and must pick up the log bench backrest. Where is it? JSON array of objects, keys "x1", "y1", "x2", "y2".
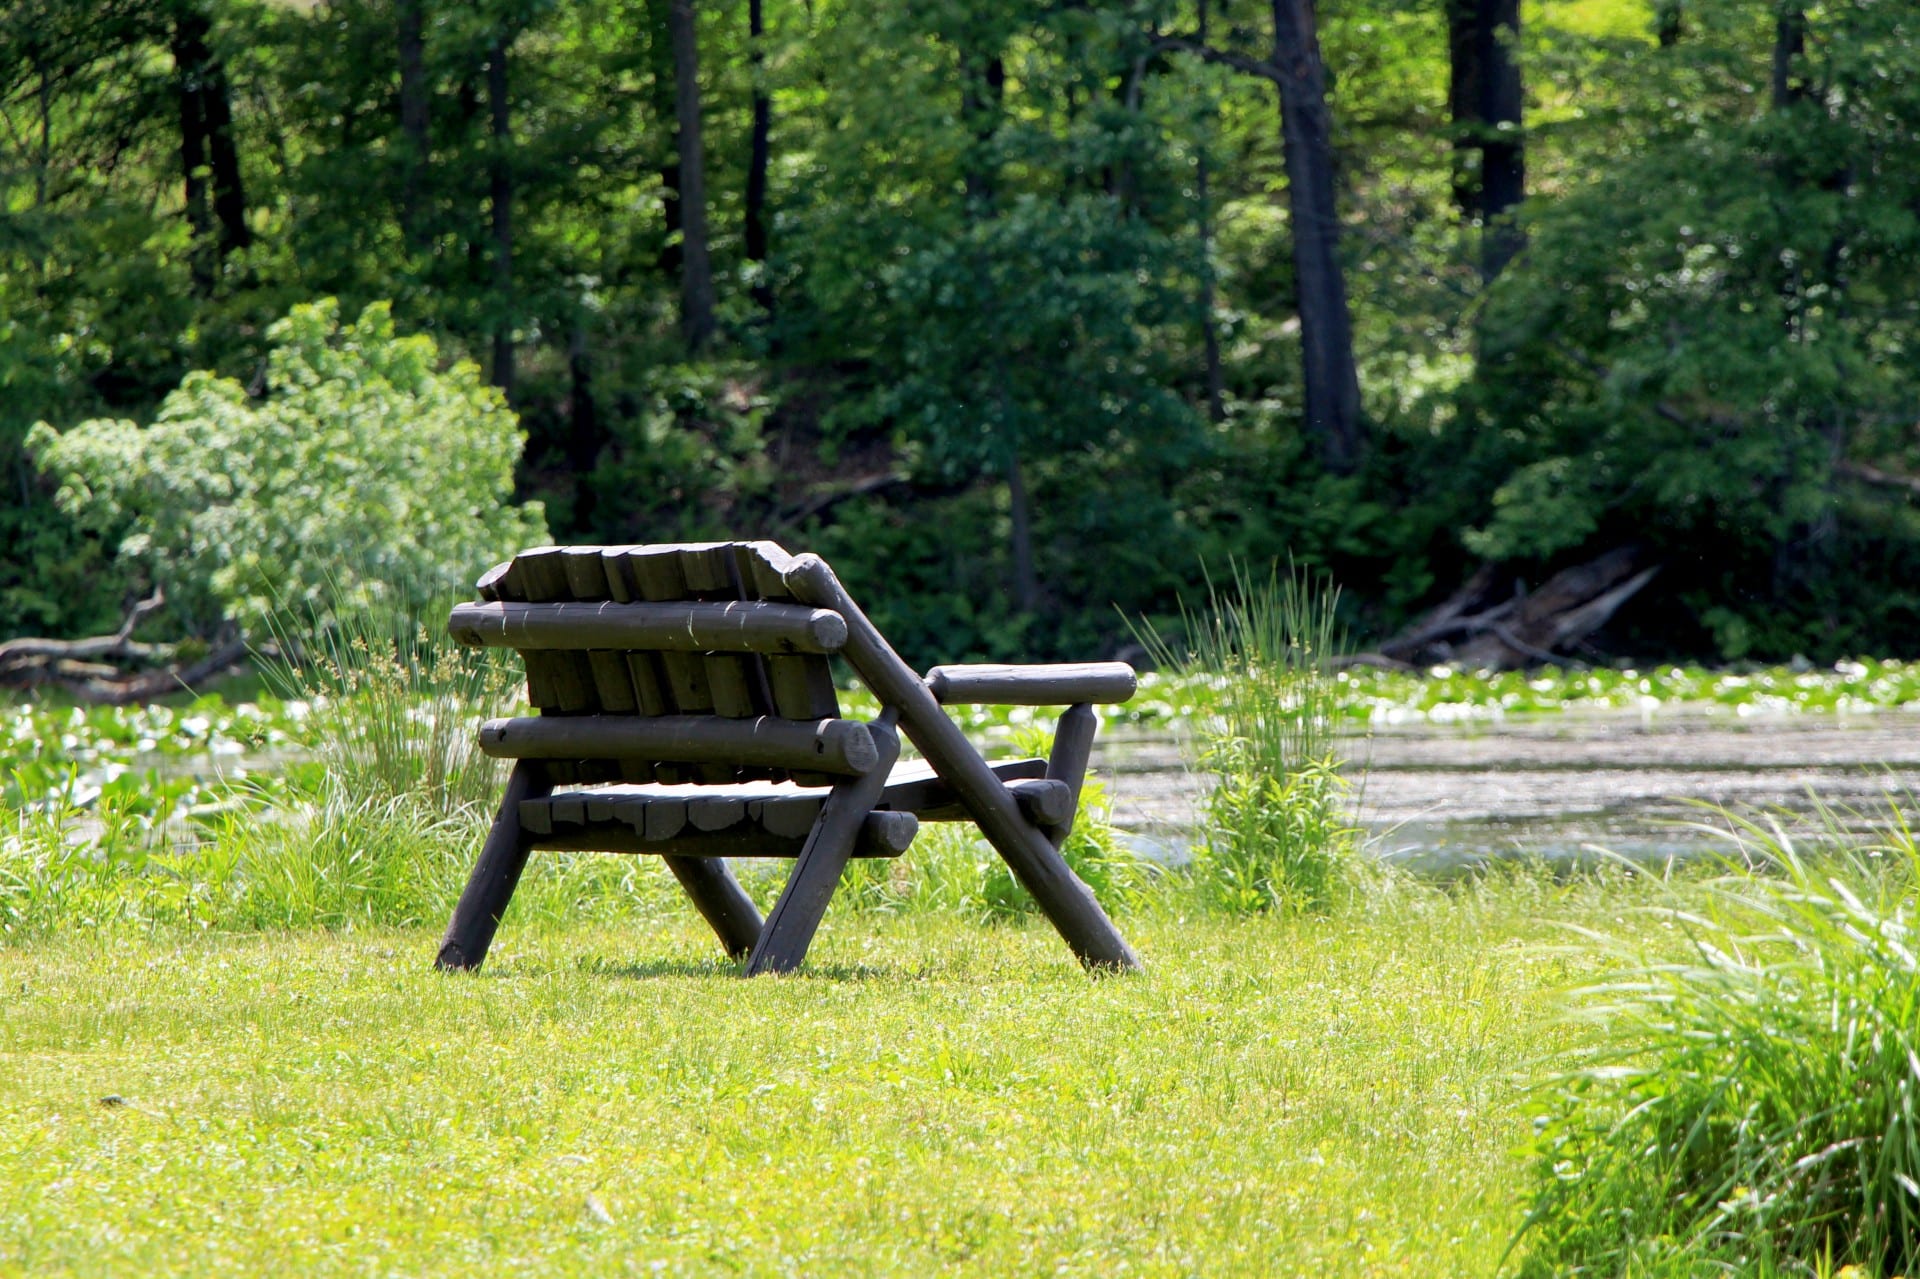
[{"x1": 449, "y1": 542, "x2": 846, "y2": 786}]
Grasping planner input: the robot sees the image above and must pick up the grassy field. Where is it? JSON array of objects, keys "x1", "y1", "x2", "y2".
[{"x1": 1, "y1": 883, "x2": 1643, "y2": 1277}]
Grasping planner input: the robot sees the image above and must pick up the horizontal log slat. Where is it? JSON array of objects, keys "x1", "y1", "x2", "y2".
[
  {"x1": 924, "y1": 661, "x2": 1137, "y2": 706},
  {"x1": 448, "y1": 600, "x2": 848, "y2": 655},
  {"x1": 529, "y1": 810, "x2": 916, "y2": 860},
  {"x1": 478, "y1": 713, "x2": 880, "y2": 776}
]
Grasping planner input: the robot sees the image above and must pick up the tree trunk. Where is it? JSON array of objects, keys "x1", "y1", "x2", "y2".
[
  {"x1": 671, "y1": 0, "x2": 716, "y2": 352},
  {"x1": 962, "y1": 54, "x2": 1005, "y2": 206},
  {"x1": 645, "y1": 0, "x2": 683, "y2": 277},
  {"x1": 745, "y1": 0, "x2": 773, "y2": 317},
  {"x1": 1475, "y1": 0, "x2": 1524, "y2": 277},
  {"x1": 1655, "y1": 0, "x2": 1683, "y2": 47},
  {"x1": 1005, "y1": 448, "x2": 1039, "y2": 615},
  {"x1": 397, "y1": 0, "x2": 430, "y2": 252},
  {"x1": 569, "y1": 320, "x2": 602, "y2": 531},
  {"x1": 487, "y1": 33, "x2": 514, "y2": 398},
  {"x1": 170, "y1": 5, "x2": 251, "y2": 262},
  {"x1": 1446, "y1": 0, "x2": 1525, "y2": 278},
  {"x1": 1771, "y1": 4, "x2": 1807, "y2": 110},
  {"x1": 172, "y1": 5, "x2": 256, "y2": 289},
  {"x1": 1270, "y1": 0, "x2": 1363, "y2": 473},
  {"x1": 173, "y1": 14, "x2": 214, "y2": 292},
  {"x1": 1196, "y1": 0, "x2": 1226, "y2": 424}
]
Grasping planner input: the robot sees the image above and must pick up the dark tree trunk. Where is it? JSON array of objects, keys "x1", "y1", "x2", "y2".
[
  {"x1": 671, "y1": 0, "x2": 715, "y2": 352},
  {"x1": 1445, "y1": 0, "x2": 1476, "y2": 219},
  {"x1": 1475, "y1": 0, "x2": 1524, "y2": 277},
  {"x1": 569, "y1": 321, "x2": 601, "y2": 530},
  {"x1": 1655, "y1": 0, "x2": 1683, "y2": 47},
  {"x1": 35, "y1": 54, "x2": 51, "y2": 210},
  {"x1": 962, "y1": 54, "x2": 1005, "y2": 206},
  {"x1": 1771, "y1": 4, "x2": 1807, "y2": 109},
  {"x1": 1005, "y1": 448, "x2": 1039, "y2": 615},
  {"x1": 398, "y1": 0, "x2": 430, "y2": 252},
  {"x1": 1270, "y1": 0, "x2": 1363, "y2": 473},
  {"x1": 172, "y1": 5, "x2": 250, "y2": 288},
  {"x1": 173, "y1": 20, "x2": 213, "y2": 291},
  {"x1": 487, "y1": 34, "x2": 514, "y2": 399},
  {"x1": 1446, "y1": 0, "x2": 1525, "y2": 278},
  {"x1": 458, "y1": 73, "x2": 485, "y2": 274},
  {"x1": 746, "y1": 0, "x2": 773, "y2": 317},
  {"x1": 1196, "y1": 0, "x2": 1226, "y2": 423},
  {"x1": 645, "y1": 0, "x2": 683, "y2": 277}
]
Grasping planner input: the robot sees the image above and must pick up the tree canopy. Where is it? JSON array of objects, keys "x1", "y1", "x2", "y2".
[{"x1": 5, "y1": 0, "x2": 1920, "y2": 665}]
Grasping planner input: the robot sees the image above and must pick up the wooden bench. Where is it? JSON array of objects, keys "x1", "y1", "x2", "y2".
[{"x1": 435, "y1": 541, "x2": 1142, "y2": 975}]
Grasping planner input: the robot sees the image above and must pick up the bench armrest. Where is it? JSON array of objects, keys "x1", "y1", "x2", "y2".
[{"x1": 924, "y1": 662, "x2": 1137, "y2": 707}]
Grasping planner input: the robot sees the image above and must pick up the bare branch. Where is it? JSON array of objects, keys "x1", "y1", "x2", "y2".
[{"x1": 1150, "y1": 32, "x2": 1280, "y2": 85}]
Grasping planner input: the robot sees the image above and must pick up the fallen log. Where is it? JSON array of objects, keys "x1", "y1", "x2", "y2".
[
  {"x1": 1365, "y1": 548, "x2": 1659, "y2": 671},
  {"x1": 0, "y1": 591, "x2": 253, "y2": 704}
]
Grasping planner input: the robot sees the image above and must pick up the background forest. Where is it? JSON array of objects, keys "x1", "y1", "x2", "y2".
[{"x1": 5, "y1": 0, "x2": 1920, "y2": 671}]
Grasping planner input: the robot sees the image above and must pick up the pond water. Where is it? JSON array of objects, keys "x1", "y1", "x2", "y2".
[{"x1": 1095, "y1": 708, "x2": 1920, "y2": 872}]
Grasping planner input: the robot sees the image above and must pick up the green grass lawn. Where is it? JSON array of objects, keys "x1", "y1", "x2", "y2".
[{"x1": 0, "y1": 890, "x2": 1634, "y2": 1277}]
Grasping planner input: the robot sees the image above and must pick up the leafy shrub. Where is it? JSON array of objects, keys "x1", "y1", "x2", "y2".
[
  {"x1": 27, "y1": 298, "x2": 547, "y2": 637},
  {"x1": 1517, "y1": 819, "x2": 1920, "y2": 1275}
]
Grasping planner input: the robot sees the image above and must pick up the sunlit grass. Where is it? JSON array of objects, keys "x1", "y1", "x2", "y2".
[
  {"x1": 0, "y1": 882, "x2": 1665, "y2": 1277},
  {"x1": 1517, "y1": 815, "x2": 1920, "y2": 1276}
]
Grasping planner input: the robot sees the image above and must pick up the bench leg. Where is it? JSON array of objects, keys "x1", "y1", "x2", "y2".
[
  {"x1": 665, "y1": 856, "x2": 764, "y2": 959},
  {"x1": 745, "y1": 711, "x2": 901, "y2": 976},
  {"x1": 1043, "y1": 703, "x2": 1097, "y2": 848},
  {"x1": 436, "y1": 761, "x2": 551, "y2": 971}
]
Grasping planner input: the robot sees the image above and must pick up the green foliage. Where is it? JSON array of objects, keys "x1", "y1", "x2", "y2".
[
  {"x1": 1142, "y1": 562, "x2": 1361, "y2": 914},
  {"x1": 261, "y1": 591, "x2": 520, "y2": 821},
  {"x1": 28, "y1": 300, "x2": 547, "y2": 637},
  {"x1": 1518, "y1": 817, "x2": 1920, "y2": 1275}
]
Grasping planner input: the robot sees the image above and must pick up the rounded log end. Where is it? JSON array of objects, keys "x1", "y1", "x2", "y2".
[
  {"x1": 782, "y1": 554, "x2": 836, "y2": 601},
  {"x1": 806, "y1": 608, "x2": 849, "y2": 652},
  {"x1": 816, "y1": 717, "x2": 879, "y2": 775},
  {"x1": 867, "y1": 810, "x2": 919, "y2": 855},
  {"x1": 924, "y1": 667, "x2": 953, "y2": 703},
  {"x1": 475, "y1": 560, "x2": 513, "y2": 601}
]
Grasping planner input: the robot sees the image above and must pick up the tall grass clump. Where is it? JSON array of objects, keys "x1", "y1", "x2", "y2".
[
  {"x1": 1517, "y1": 815, "x2": 1920, "y2": 1276},
  {"x1": 1142, "y1": 562, "x2": 1359, "y2": 913},
  {"x1": 262, "y1": 587, "x2": 517, "y2": 818}
]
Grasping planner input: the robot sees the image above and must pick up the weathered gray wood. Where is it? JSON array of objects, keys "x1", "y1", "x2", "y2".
[
  {"x1": 925, "y1": 662, "x2": 1137, "y2": 706},
  {"x1": 448, "y1": 600, "x2": 849, "y2": 655},
  {"x1": 783, "y1": 555, "x2": 1142, "y2": 972},
  {"x1": 706, "y1": 654, "x2": 759, "y2": 717},
  {"x1": 562, "y1": 551, "x2": 629, "y2": 723},
  {"x1": 1043, "y1": 702, "x2": 1097, "y2": 847},
  {"x1": 678, "y1": 544, "x2": 735, "y2": 593},
  {"x1": 477, "y1": 713, "x2": 880, "y2": 776},
  {"x1": 766, "y1": 654, "x2": 838, "y2": 719},
  {"x1": 909, "y1": 777, "x2": 1072, "y2": 827},
  {"x1": 687, "y1": 794, "x2": 746, "y2": 831},
  {"x1": 663, "y1": 856, "x2": 763, "y2": 957},
  {"x1": 476, "y1": 560, "x2": 512, "y2": 602},
  {"x1": 746, "y1": 710, "x2": 904, "y2": 975},
  {"x1": 626, "y1": 546, "x2": 690, "y2": 601},
  {"x1": 531, "y1": 809, "x2": 915, "y2": 859},
  {"x1": 436, "y1": 760, "x2": 551, "y2": 971},
  {"x1": 878, "y1": 757, "x2": 1046, "y2": 813},
  {"x1": 507, "y1": 547, "x2": 596, "y2": 712}
]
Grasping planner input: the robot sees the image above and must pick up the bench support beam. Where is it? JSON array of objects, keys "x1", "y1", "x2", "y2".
[{"x1": 436, "y1": 761, "x2": 552, "y2": 971}]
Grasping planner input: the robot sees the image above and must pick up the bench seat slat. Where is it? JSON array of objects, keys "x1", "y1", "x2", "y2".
[{"x1": 528, "y1": 810, "x2": 916, "y2": 859}]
